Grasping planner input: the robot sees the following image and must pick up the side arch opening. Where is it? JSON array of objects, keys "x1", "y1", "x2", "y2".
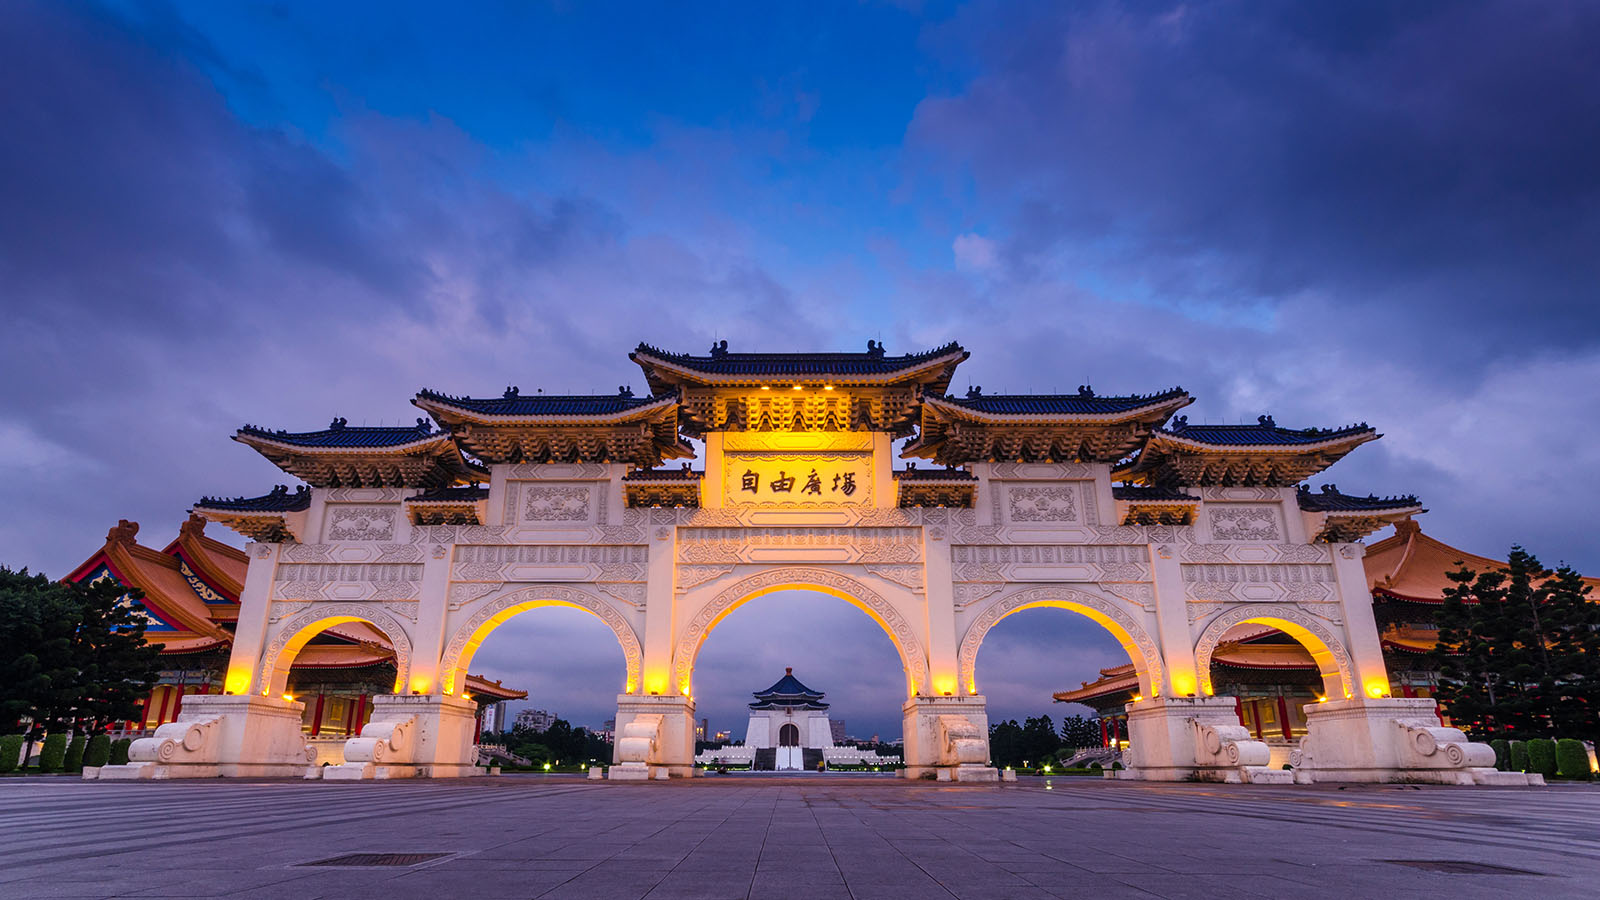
[{"x1": 438, "y1": 585, "x2": 643, "y2": 698}]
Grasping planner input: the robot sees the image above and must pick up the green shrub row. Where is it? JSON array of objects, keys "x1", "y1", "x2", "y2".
[
  {"x1": 1496, "y1": 737, "x2": 1594, "y2": 779},
  {"x1": 85, "y1": 735, "x2": 111, "y2": 768},
  {"x1": 110, "y1": 738, "x2": 131, "y2": 766},
  {"x1": 0, "y1": 735, "x2": 22, "y2": 774},
  {"x1": 38, "y1": 734, "x2": 67, "y2": 772}
]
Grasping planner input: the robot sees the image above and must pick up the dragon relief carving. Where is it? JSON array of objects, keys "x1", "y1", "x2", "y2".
[
  {"x1": 673, "y1": 568, "x2": 927, "y2": 695},
  {"x1": 958, "y1": 586, "x2": 1162, "y2": 698},
  {"x1": 1194, "y1": 605, "x2": 1354, "y2": 698},
  {"x1": 259, "y1": 604, "x2": 412, "y2": 695},
  {"x1": 523, "y1": 485, "x2": 593, "y2": 522},
  {"x1": 1007, "y1": 485, "x2": 1078, "y2": 522},
  {"x1": 325, "y1": 506, "x2": 398, "y2": 542},
  {"x1": 1207, "y1": 505, "x2": 1282, "y2": 541},
  {"x1": 438, "y1": 585, "x2": 641, "y2": 695}
]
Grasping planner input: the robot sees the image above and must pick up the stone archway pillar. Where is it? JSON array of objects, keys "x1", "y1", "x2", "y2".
[
  {"x1": 901, "y1": 695, "x2": 997, "y2": 782},
  {"x1": 322, "y1": 694, "x2": 479, "y2": 780},
  {"x1": 99, "y1": 694, "x2": 313, "y2": 780},
  {"x1": 1296, "y1": 698, "x2": 1538, "y2": 785},
  {"x1": 610, "y1": 694, "x2": 697, "y2": 779},
  {"x1": 1119, "y1": 696, "x2": 1289, "y2": 784}
]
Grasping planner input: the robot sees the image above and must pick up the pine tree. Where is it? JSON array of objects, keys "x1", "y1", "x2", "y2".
[
  {"x1": 67, "y1": 577, "x2": 162, "y2": 733},
  {"x1": 1433, "y1": 547, "x2": 1598, "y2": 741}
]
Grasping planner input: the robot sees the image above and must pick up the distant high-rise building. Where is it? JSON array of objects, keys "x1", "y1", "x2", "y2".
[
  {"x1": 514, "y1": 708, "x2": 556, "y2": 732},
  {"x1": 829, "y1": 720, "x2": 846, "y2": 743},
  {"x1": 696, "y1": 718, "x2": 708, "y2": 741}
]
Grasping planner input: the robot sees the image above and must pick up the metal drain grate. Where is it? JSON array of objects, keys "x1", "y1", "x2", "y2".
[
  {"x1": 298, "y1": 852, "x2": 452, "y2": 868},
  {"x1": 1382, "y1": 860, "x2": 1541, "y2": 875}
]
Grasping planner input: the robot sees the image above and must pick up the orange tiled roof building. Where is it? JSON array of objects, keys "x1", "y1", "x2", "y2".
[
  {"x1": 1056, "y1": 518, "x2": 1599, "y2": 748},
  {"x1": 64, "y1": 516, "x2": 524, "y2": 740}
]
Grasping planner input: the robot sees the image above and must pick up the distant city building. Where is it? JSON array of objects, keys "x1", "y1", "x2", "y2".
[
  {"x1": 696, "y1": 718, "x2": 708, "y2": 741},
  {"x1": 829, "y1": 720, "x2": 846, "y2": 743},
  {"x1": 514, "y1": 708, "x2": 556, "y2": 732},
  {"x1": 714, "y1": 730, "x2": 731, "y2": 743},
  {"x1": 598, "y1": 718, "x2": 615, "y2": 743}
]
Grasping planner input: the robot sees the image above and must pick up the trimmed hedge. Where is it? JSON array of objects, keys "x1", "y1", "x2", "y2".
[
  {"x1": 1527, "y1": 739, "x2": 1558, "y2": 778},
  {"x1": 1489, "y1": 739, "x2": 1510, "y2": 771},
  {"x1": 64, "y1": 736, "x2": 87, "y2": 773},
  {"x1": 1556, "y1": 739, "x2": 1592, "y2": 780},
  {"x1": 109, "y1": 738, "x2": 132, "y2": 766},
  {"x1": 1509, "y1": 740, "x2": 1529, "y2": 773},
  {"x1": 85, "y1": 735, "x2": 112, "y2": 769},
  {"x1": 0, "y1": 735, "x2": 22, "y2": 774},
  {"x1": 39, "y1": 734, "x2": 67, "y2": 773}
]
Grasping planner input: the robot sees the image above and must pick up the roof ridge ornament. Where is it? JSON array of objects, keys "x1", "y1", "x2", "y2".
[
  {"x1": 1078, "y1": 385, "x2": 1095, "y2": 398},
  {"x1": 966, "y1": 385, "x2": 982, "y2": 398},
  {"x1": 1258, "y1": 414, "x2": 1275, "y2": 427},
  {"x1": 504, "y1": 386, "x2": 519, "y2": 399},
  {"x1": 866, "y1": 339, "x2": 886, "y2": 358},
  {"x1": 709, "y1": 339, "x2": 728, "y2": 358},
  {"x1": 329, "y1": 417, "x2": 347, "y2": 430}
]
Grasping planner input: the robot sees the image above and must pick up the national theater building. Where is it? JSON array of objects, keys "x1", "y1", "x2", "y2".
[{"x1": 97, "y1": 341, "x2": 1536, "y2": 785}]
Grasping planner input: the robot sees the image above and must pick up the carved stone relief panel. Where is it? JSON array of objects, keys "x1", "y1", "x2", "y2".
[
  {"x1": 1180, "y1": 562, "x2": 1334, "y2": 603},
  {"x1": 324, "y1": 506, "x2": 399, "y2": 542},
  {"x1": 951, "y1": 544, "x2": 1149, "y2": 583},
  {"x1": 988, "y1": 462, "x2": 1092, "y2": 480},
  {"x1": 1206, "y1": 504, "x2": 1283, "y2": 541},
  {"x1": 675, "y1": 527, "x2": 922, "y2": 564},
  {"x1": 452, "y1": 544, "x2": 648, "y2": 582},
  {"x1": 272, "y1": 562, "x2": 423, "y2": 602},
  {"x1": 522, "y1": 484, "x2": 594, "y2": 521},
  {"x1": 1006, "y1": 485, "x2": 1079, "y2": 523},
  {"x1": 1199, "y1": 487, "x2": 1281, "y2": 502}
]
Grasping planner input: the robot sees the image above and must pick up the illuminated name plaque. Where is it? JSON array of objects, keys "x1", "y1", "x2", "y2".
[{"x1": 715, "y1": 432, "x2": 880, "y2": 507}]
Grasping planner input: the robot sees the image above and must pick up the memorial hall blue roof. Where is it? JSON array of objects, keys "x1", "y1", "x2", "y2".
[
  {"x1": 194, "y1": 485, "x2": 310, "y2": 512},
  {"x1": 750, "y1": 669, "x2": 828, "y2": 708},
  {"x1": 1162, "y1": 415, "x2": 1376, "y2": 446},
  {"x1": 631, "y1": 341, "x2": 966, "y2": 377},
  {"x1": 416, "y1": 388, "x2": 669, "y2": 416},
  {"x1": 1296, "y1": 484, "x2": 1421, "y2": 512},
  {"x1": 936, "y1": 387, "x2": 1189, "y2": 416},
  {"x1": 237, "y1": 419, "x2": 441, "y2": 448}
]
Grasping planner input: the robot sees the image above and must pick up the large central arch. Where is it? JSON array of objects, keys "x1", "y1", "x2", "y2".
[
  {"x1": 438, "y1": 584, "x2": 643, "y2": 696},
  {"x1": 672, "y1": 567, "x2": 929, "y2": 698},
  {"x1": 957, "y1": 585, "x2": 1164, "y2": 699}
]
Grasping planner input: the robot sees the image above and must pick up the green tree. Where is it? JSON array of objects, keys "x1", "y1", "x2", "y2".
[
  {"x1": 67, "y1": 576, "x2": 162, "y2": 733},
  {"x1": 988, "y1": 719, "x2": 1023, "y2": 767},
  {"x1": 1433, "y1": 548, "x2": 1599, "y2": 741},
  {"x1": 1058, "y1": 714, "x2": 1101, "y2": 749},
  {"x1": 0, "y1": 568, "x2": 82, "y2": 757},
  {"x1": 1020, "y1": 715, "x2": 1060, "y2": 765}
]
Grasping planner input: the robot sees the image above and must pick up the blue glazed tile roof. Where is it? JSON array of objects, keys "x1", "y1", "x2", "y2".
[
  {"x1": 408, "y1": 485, "x2": 489, "y2": 503},
  {"x1": 416, "y1": 387, "x2": 669, "y2": 417},
  {"x1": 1163, "y1": 415, "x2": 1375, "y2": 446},
  {"x1": 938, "y1": 386, "x2": 1188, "y2": 416},
  {"x1": 1113, "y1": 485, "x2": 1199, "y2": 502},
  {"x1": 752, "y1": 668, "x2": 827, "y2": 704},
  {"x1": 237, "y1": 418, "x2": 442, "y2": 448},
  {"x1": 1297, "y1": 484, "x2": 1421, "y2": 512},
  {"x1": 632, "y1": 340, "x2": 965, "y2": 377},
  {"x1": 195, "y1": 485, "x2": 310, "y2": 512}
]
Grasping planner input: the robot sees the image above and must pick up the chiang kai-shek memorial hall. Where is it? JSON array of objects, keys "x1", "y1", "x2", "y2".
[{"x1": 100, "y1": 341, "x2": 1532, "y2": 785}]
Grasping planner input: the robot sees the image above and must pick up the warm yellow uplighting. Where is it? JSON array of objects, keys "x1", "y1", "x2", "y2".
[
  {"x1": 409, "y1": 676, "x2": 433, "y2": 695},
  {"x1": 1365, "y1": 681, "x2": 1391, "y2": 699},
  {"x1": 823, "y1": 385, "x2": 834, "y2": 391},
  {"x1": 1131, "y1": 694, "x2": 1143, "y2": 703},
  {"x1": 224, "y1": 669, "x2": 252, "y2": 696},
  {"x1": 1170, "y1": 672, "x2": 1197, "y2": 697},
  {"x1": 791, "y1": 384, "x2": 802, "y2": 391},
  {"x1": 1316, "y1": 696, "x2": 1329, "y2": 704},
  {"x1": 462, "y1": 692, "x2": 473, "y2": 701},
  {"x1": 282, "y1": 694, "x2": 294, "y2": 703},
  {"x1": 760, "y1": 385, "x2": 771, "y2": 391}
]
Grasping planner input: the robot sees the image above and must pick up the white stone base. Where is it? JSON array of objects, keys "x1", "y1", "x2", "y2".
[
  {"x1": 607, "y1": 762, "x2": 652, "y2": 781},
  {"x1": 612, "y1": 694, "x2": 697, "y2": 777},
  {"x1": 902, "y1": 694, "x2": 992, "y2": 780},
  {"x1": 98, "y1": 695, "x2": 312, "y2": 780},
  {"x1": 953, "y1": 764, "x2": 1000, "y2": 782},
  {"x1": 331, "y1": 694, "x2": 479, "y2": 780},
  {"x1": 1299, "y1": 697, "x2": 1518, "y2": 784},
  {"x1": 1122, "y1": 696, "x2": 1272, "y2": 783}
]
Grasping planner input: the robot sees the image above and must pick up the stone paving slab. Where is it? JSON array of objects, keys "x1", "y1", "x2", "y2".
[{"x1": 1, "y1": 775, "x2": 1597, "y2": 899}]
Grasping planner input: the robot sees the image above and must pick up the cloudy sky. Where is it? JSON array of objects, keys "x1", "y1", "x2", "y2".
[{"x1": 3, "y1": 1, "x2": 1597, "y2": 736}]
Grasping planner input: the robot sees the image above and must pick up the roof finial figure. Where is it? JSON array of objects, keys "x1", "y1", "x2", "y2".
[
  {"x1": 866, "y1": 339, "x2": 885, "y2": 358},
  {"x1": 619, "y1": 385, "x2": 633, "y2": 397},
  {"x1": 710, "y1": 339, "x2": 729, "y2": 358},
  {"x1": 786, "y1": 667, "x2": 793, "y2": 675},
  {"x1": 1170, "y1": 414, "x2": 1188, "y2": 430},
  {"x1": 329, "y1": 417, "x2": 347, "y2": 430},
  {"x1": 1078, "y1": 385, "x2": 1095, "y2": 397},
  {"x1": 504, "y1": 385, "x2": 519, "y2": 399},
  {"x1": 107, "y1": 519, "x2": 140, "y2": 545},
  {"x1": 415, "y1": 417, "x2": 432, "y2": 433},
  {"x1": 1258, "y1": 414, "x2": 1276, "y2": 427},
  {"x1": 966, "y1": 385, "x2": 982, "y2": 398}
]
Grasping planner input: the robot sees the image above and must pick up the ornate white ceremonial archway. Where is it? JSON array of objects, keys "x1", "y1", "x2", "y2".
[{"x1": 108, "y1": 341, "x2": 1522, "y2": 786}]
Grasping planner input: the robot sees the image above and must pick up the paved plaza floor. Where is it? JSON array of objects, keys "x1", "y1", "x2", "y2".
[{"x1": 2, "y1": 774, "x2": 1597, "y2": 899}]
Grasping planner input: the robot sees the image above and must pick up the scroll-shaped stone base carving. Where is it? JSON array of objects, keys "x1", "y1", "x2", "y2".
[
  {"x1": 901, "y1": 695, "x2": 996, "y2": 781},
  {"x1": 610, "y1": 694, "x2": 697, "y2": 779},
  {"x1": 1298, "y1": 698, "x2": 1542, "y2": 785},
  {"x1": 99, "y1": 695, "x2": 312, "y2": 780},
  {"x1": 1121, "y1": 696, "x2": 1284, "y2": 783},
  {"x1": 323, "y1": 694, "x2": 480, "y2": 780}
]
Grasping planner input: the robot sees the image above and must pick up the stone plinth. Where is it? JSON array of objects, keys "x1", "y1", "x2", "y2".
[
  {"x1": 901, "y1": 695, "x2": 997, "y2": 781},
  {"x1": 612, "y1": 693, "x2": 696, "y2": 778},
  {"x1": 324, "y1": 694, "x2": 479, "y2": 780},
  {"x1": 1121, "y1": 696, "x2": 1278, "y2": 783},
  {"x1": 1298, "y1": 697, "x2": 1539, "y2": 785},
  {"x1": 99, "y1": 694, "x2": 312, "y2": 780}
]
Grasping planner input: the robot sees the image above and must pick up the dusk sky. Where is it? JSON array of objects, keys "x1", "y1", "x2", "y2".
[{"x1": 3, "y1": 1, "x2": 1597, "y2": 737}]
